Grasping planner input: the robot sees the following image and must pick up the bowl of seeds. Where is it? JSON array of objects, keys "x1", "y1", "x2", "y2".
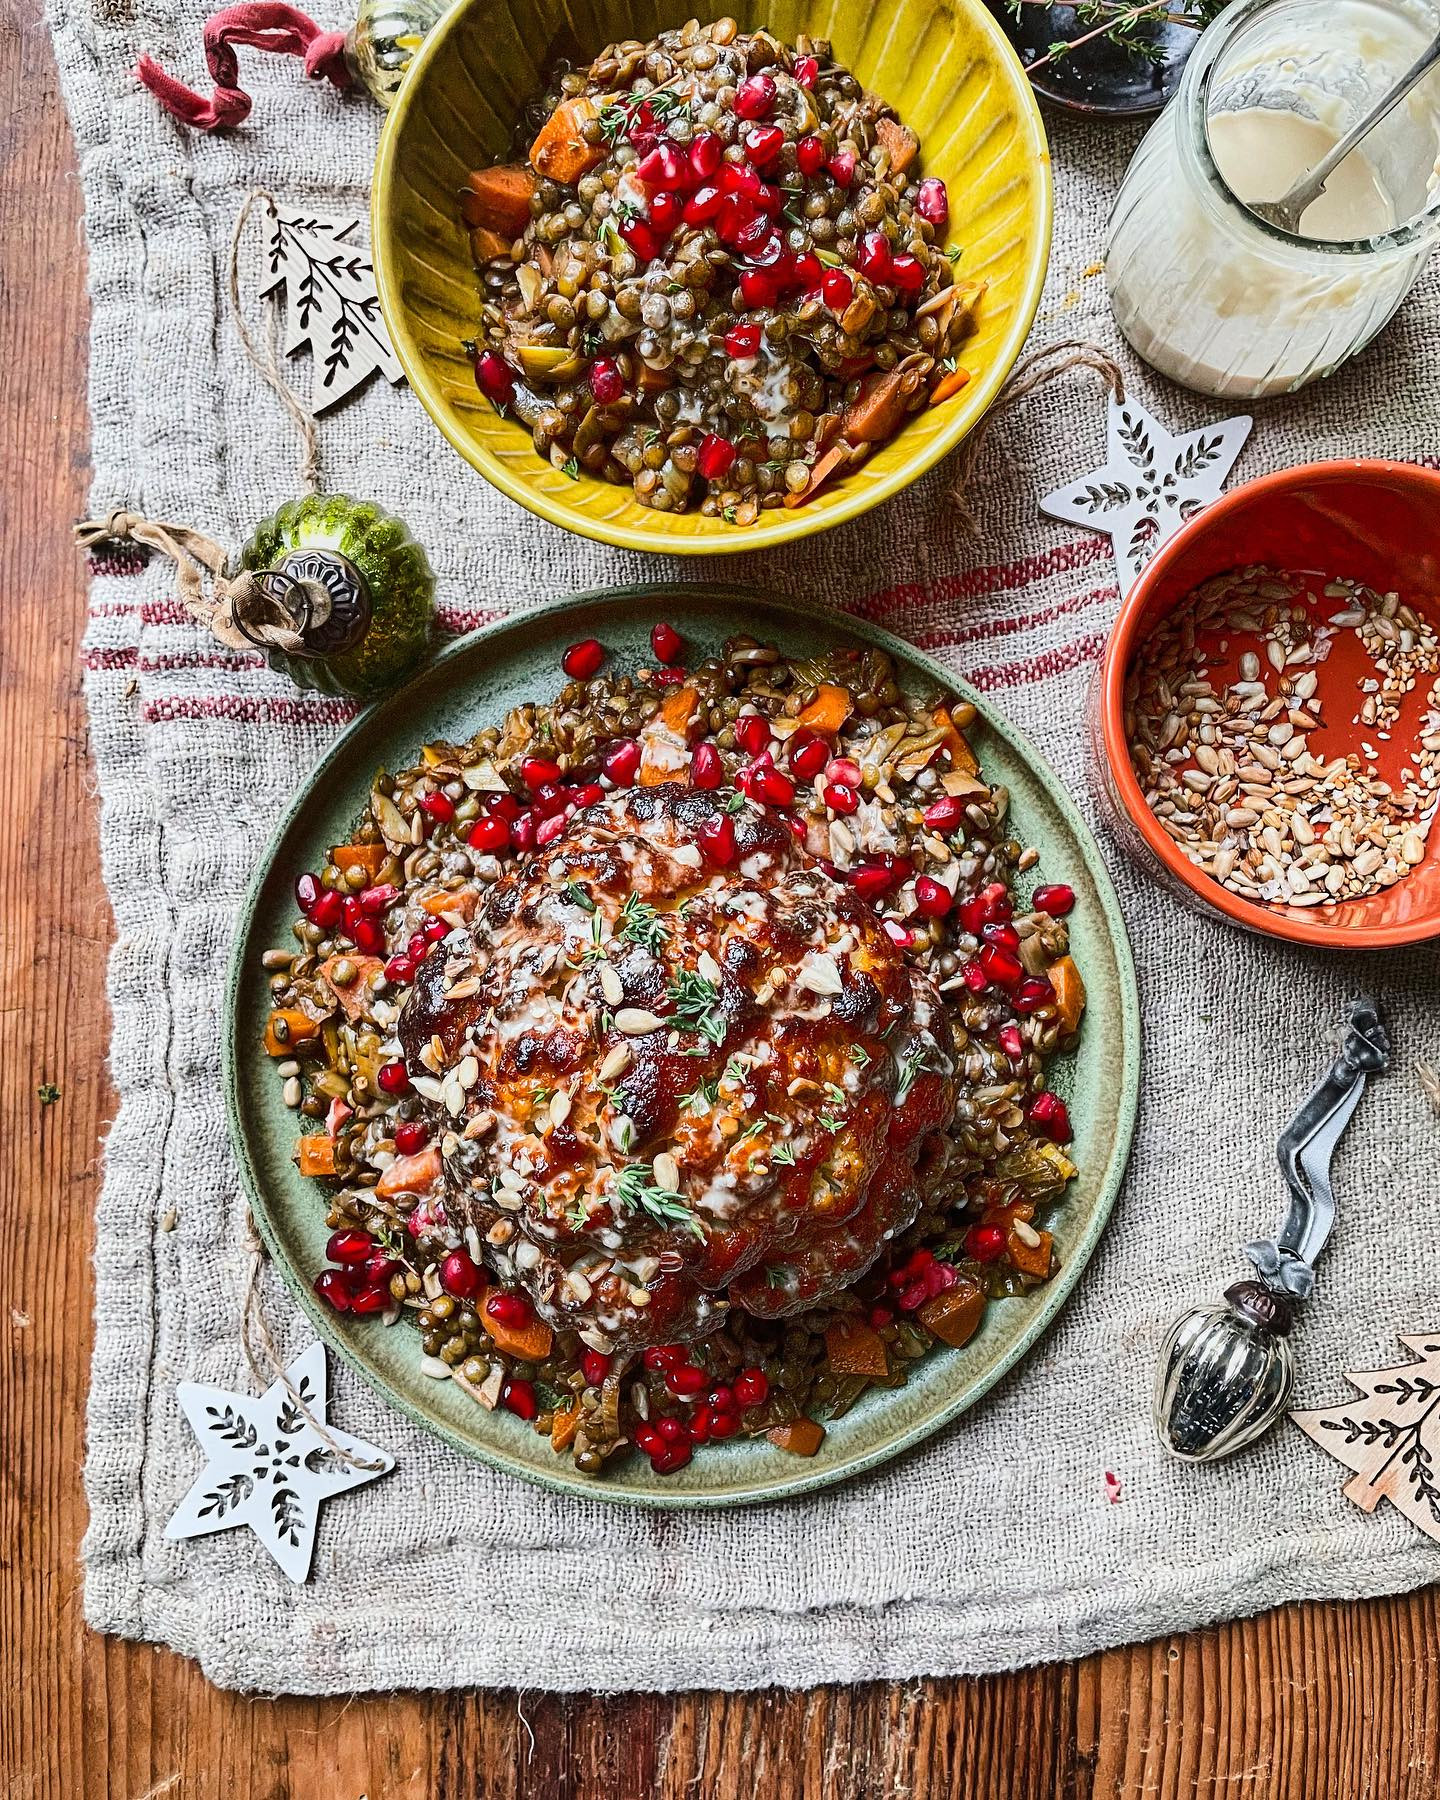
[
  {"x1": 371, "y1": 4, "x2": 1052, "y2": 552},
  {"x1": 1095, "y1": 458, "x2": 1440, "y2": 949}
]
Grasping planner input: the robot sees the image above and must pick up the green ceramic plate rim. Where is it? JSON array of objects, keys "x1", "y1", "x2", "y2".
[
  {"x1": 369, "y1": 0, "x2": 1055, "y2": 557},
  {"x1": 224, "y1": 586, "x2": 1140, "y2": 1507}
]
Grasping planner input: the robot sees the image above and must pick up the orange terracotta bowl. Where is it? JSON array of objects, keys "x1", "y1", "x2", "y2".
[{"x1": 1095, "y1": 458, "x2": 1440, "y2": 950}]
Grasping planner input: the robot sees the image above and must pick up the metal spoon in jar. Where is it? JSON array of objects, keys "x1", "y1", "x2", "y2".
[{"x1": 1245, "y1": 40, "x2": 1440, "y2": 235}]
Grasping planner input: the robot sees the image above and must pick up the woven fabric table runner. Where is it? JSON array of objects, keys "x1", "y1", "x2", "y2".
[{"x1": 56, "y1": 0, "x2": 1440, "y2": 1693}]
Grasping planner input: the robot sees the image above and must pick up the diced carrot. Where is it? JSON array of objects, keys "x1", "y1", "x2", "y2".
[
  {"x1": 329, "y1": 842, "x2": 387, "y2": 881},
  {"x1": 469, "y1": 224, "x2": 513, "y2": 264},
  {"x1": 1051, "y1": 955, "x2": 1087, "y2": 1036},
  {"x1": 918, "y1": 1281, "x2": 986, "y2": 1347},
  {"x1": 420, "y1": 888, "x2": 479, "y2": 920},
  {"x1": 841, "y1": 369, "x2": 911, "y2": 445},
  {"x1": 480, "y1": 1293, "x2": 554, "y2": 1362},
  {"x1": 659, "y1": 684, "x2": 699, "y2": 734},
  {"x1": 1008, "y1": 1225, "x2": 1055, "y2": 1280},
  {"x1": 319, "y1": 955, "x2": 384, "y2": 1020},
  {"x1": 796, "y1": 683, "x2": 853, "y2": 736},
  {"x1": 264, "y1": 1008, "x2": 321, "y2": 1057},
  {"x1": 875, "y1": 117, "x2": 919, "y2": 175},
  {"x1": 767, "y1": 1418, "x2": 826, "y2": 1457},
  {"x1": 550, "y1": 1395, "x2": 584, "y2": 1452},
  {"x1": 529, "y1": 97, "x2": 604, "y2": 184},
  {"x1": 934, "y1": 702, "x2": 979, "y2": 776},
  {"x1": 929, "y1": 368, "x2": 971, "y2": 405},
  {"x1": 636, "y1": 363, "x2": 675, "y2": 393},
  {"x1": 461, "y1": 164, "x2": 537, "y2": 236},
  {"x1": 376, "y1": 1146, "x2": 441, "y2": 1199},
  {"x1": 783, "y1": 443, "x2": 848, "y2": 507},
  {"x1": 824, "y1": 1319, "x2": 889, "y2": 1378},
  {"x1": 297, "y1": 1136, "x2": 338, "y2": 1178}
]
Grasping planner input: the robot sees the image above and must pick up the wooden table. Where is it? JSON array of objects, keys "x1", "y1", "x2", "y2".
[{"x1": 5, "y1": 10, "x2": 1438, "y2": 1795}]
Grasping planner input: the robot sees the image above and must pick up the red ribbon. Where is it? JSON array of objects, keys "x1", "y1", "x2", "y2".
[{"x1": 136, "y1": 2, "x2": 352, "y2": 131}]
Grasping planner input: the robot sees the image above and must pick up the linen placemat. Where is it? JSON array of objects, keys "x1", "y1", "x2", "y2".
[{"x1": 55, "y1": 0, "x2": 1440, "y2": 1692}]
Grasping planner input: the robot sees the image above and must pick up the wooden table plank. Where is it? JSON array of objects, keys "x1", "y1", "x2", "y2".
[{"x1": 2, "y1": 6, "x2": 1436, "y2": 1795}]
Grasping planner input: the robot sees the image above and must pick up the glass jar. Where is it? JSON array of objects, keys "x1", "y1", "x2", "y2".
[{"x1": 1105, "y1": 0, "x2": 1440, "y2": 398}]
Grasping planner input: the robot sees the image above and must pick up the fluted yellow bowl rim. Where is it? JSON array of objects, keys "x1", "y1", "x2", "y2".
[{"x1": 373, "y1": 0, "x2": 1052, "y2": 555}]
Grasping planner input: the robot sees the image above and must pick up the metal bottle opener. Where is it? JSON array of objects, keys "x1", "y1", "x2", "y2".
[{"x1": 1153, "y1": 996, "x2": 1390, "y2": 1464}]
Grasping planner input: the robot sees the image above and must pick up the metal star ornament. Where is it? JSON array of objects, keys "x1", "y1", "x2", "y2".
[
  {"x1": 1040, "y1": 393, "x2": 1252, "y2": 596},
  {"x1": 1292, "y1": 1333, "x2": 1440, "y2": 1546},
  {"x1": 164, "y1": 1341, "x2": 394, "y2": 1583}
]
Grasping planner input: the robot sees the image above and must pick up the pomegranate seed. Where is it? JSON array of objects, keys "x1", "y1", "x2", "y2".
[
  {"x1": 858, "y1": 230, "x2": 893, "y2": 283},
  {"x1": 619, "y1": 217, "x2": 662, "y2": 261},
  {"x1": 664, "y1": 1363, "x2": 708, "y2": 1401},
  {"x1": 890, "y1": 253, "x2": 924, "y2": 297},
  {"x1": 376, "y1": 1060, "x2": 410, "y2": 1096},
  {"x1": 510, "y1": 809, "x2": 537, "y2": 851},
  {"x1": 636, "y1": 139, "x2": 687, "y2": 188},
  {"x1": 419, "y1": 790, "x2": 455, "y2": 823},
  {"x1": 635, "y1": 1423, "x2": 663, "y2": 1456},
  {"x1": 393, "y1": 1119, "x2": 429, "y2": 1155},
  {"x1": 790, "y1": 249, "x2": 823, "y2": 291},
  {"x1": 999, "y1": 1023, "x2": 1024, "y2": 1061},
  {"x1": 562, "y1": 635, "x2": 607, "y2": 679},
  {"x1": 823, "y1": 781, "x2": 859, "y2": 815},
  {"x1": 440, "y1": 1249, "x2": 483, "y2": 1299},
  {"x1": 883, "y1": 920, "x2": 914, "y2": 947},
  {"x1": 1034, "y1": 883, "x2": 1076, "y2": 917},
  {"x1": 959, "y1": 881, "x2": 1013, "y2": 935},
  {"x1": 602, "y1": 738, "x2": 641, "y2": 786},
  {"x1": 750, "y1": 763, "x2": 795, "y2": 807},
  {"x1": 327, "y1": 1227, "x2": 374, "y2": 1266},
  {"x1": 916, "y1": 177, "x2": 950, "y2": 228},
  {"x1": 424, "y1": 917, "x2": 449, "y2": 942},
  {"x1": 569, "y1": 781, "x2": 604, "y2": 810},
  {"x1": 359, "y1": 882, "x2": 400, "y2": 915},
  {"x1": 794, "y1": 53, "x2": 819, "y2": 86},
  {"x1": 643, "y1": 1343, "x2": 688, "y2": 1372},
  {"x1": 1014, "y1": 974, "x2": 1056, "y2": 1016},
  {"x1": 467, "y1": 812, "x2": 511, "y2": 854},
  {"x1": 849, "y1": 856, "x2": 909, "y2": 902},
  {"x1": 309, "y1": 886, "x2": 344, "y2": 930},
  {"x1": 520, "y1": 755, "x2": 562, "y2": 790},
  {"x1": 295, "y1": 871, "x2": 323, "y2": 915},
  {"x1": 342, "y1": 892, "x2": 366, "y2": 935},
  {"x1": 789, "y1": 732, "x2": 828, "y2": 779},
  {"x1": 1029, "y1": 1091, "x2": 1073, "y2": 1143},
  {"x1": 796, "y1": 133, "x2": 826, "y2": 175},
  {"x1": 735, "y1": 713, "x2": 771, "y2": 756},
  {"x1": 933, "y1": 1262, "x2": 960, "y2": 1294},
  {"x1": 733, "y1": 1367, "x2": 768, "y2": 1408},
  {"x1": 914, "y1": 875, "x2": 952, "y2": 918},
  {"x1": 313, "y1": 1268, "x2": 353, "y2": 1312},
  {"x1": 649, "y1": 189, "x2": 683, "y2": 232},
  {"x1": 708, "y1": 1410, "x2": 740, "y2": 1440},
  {"x1": 697, "y1": 433, "x2": 737, "y2": 481},
  {"x1": 655, "y1": 1413, "x2": 690, "y2": 1444},
  {"x1": 536, "y1": 812, "x2": 566, "y2": 846},
  {"x1": 652, "y1": 1443, "x2": 693, "y2": 1472},
  {"x1": 690, "y1": 741, "x2": 725, "y2": 789},
  {"x1": 721, "y1": 159, "x2": 762, "y2": 197},
  {"x1": 690, "y1": 131, "x2": 722, "y2": 178},
  {"x1": 827, "y1": 149, "x2": 855, "y2": 185},
  {"x1": 351, "y1": 915, "x2": 385, "y2": 955},
  {"x1": 581, "y1": 1350, "x2": 611, "y2": 1387},
  {"x1": 588, "y1": 359, "x2": 624, "y2": 407},
  {"x1": 724, "y1": 321, "x2": 763, "y2": 359},
  {"x1": 967, "y1": 1223, "x2": 1008, "y2": 1263},
  {"x1": 707, "y1": 1383, "x2": 736, "y2": 1414},
  {"x1": 650, "y1": 620, "x2": 682, "y2": 664},
  {"x1": 981, "y1": 921, "x2": 1021, "y2": 950},
  {"x1": 825, "y1": 756, "x2": 861, "y2": 786},
  {"x1": 979, "y1": 942, "x2": 1024, "y2": 989},
  {"x1": 689, "y1": 1406, "x2": 713, "y2": 1443},
  {"x1": 736, "y1": 212, "x2": 780, "y2": 257},
  {"x1": 502, "y1": 1378, "x2": 538, "y2": 1421},
  {"x1": 487, "y1": 791, "x2": 521, "y2": 822},
  {"x1": 739, "y1": 266, "x2": 779, "y2": 308},
  {"x1": 383, "y1": 953, "x2": 415, "y2": 985},
  {"x1": 922, "y1": 795, "x2": 965, "y2": 832},
  {"x1": 734, "y1": 73, "x2": 775, "y2": 118},
  {"x1": 699, "y1": 814, "x2": 736, "y2": 866},
  {"x1": 898, "y1": 1278, "x2": 928, "y2": 1312},
  {"x1": 683, "y1": 183, "x2": 724, "y2": 225},
  {"x1": 349, "y1": 1283, "x2": 391, "y2": 1315},
  {"x1": 744, "y1": 123, "x2": 784, "y2": 166},
  {"x1": 486, "y1": 1289, "x2": 534, "y2": 1329},
  {"x1": 821, "y1": 268, "x2": 854, "y2": 311},
  {"x1": 406, "y1": 932, "x2": 430, "y2": 961},
  {"x1": 473, "y1": 349, "x2": 514, "y2": 403}
]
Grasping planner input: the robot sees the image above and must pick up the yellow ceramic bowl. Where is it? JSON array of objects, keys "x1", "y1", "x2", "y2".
[{"x1": 372, "y1": 0, "x2": 1053, "y2": 554}]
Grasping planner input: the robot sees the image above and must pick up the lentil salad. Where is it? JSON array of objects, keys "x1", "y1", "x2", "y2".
[
  {"x1": 264, "y1": 623, "x2": 1086, "y2": 1480},
  {"x1": 461, "y1": 19, "x2": 982, "y2": 524}
]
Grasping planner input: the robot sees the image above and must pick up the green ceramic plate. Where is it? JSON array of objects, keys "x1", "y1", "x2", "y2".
[{"x1": 226, "y1": 586, "x2": 1140, "y2": 1507}]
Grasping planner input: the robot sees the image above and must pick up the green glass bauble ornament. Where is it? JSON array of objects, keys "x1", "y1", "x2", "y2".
[{"x1": 237, "y1": 493, "x2": 435, "y2": 699}]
